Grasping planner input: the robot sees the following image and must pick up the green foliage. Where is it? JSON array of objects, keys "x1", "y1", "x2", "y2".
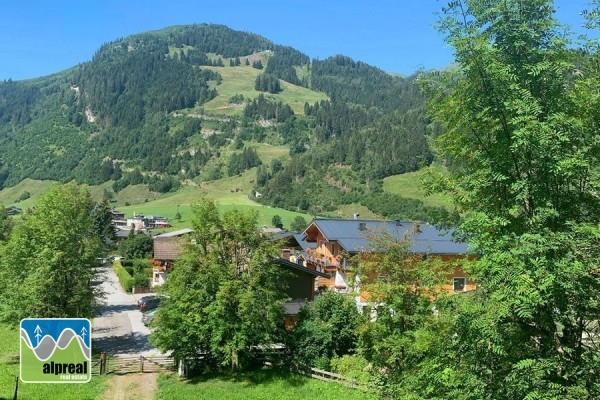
[
  {"x1": 243, "y1": 94, "x2": 294, "y2": 122},
  {"x1": 227, "y1": 147, "x2": 262, "y2": 176},
  {"x1": 91, "y1": 200, "x2": 116, "y2": 244},
  {"x1": 132, "y1": 259, "x2": 152, "y2": 288},
  {"x1": 255, "y1": 73, "x2": 281, "y2": 94},
  {"x1": 151, "y1": 199, "x2": 288, "y2": 370},
  {"x1": 118, "y1": 232, "x2": 153, "y2": 259},
  {"x1": 353, "y1": 230, "x2": 452, "y2": 397},
  {"x1": 16, "y1": 191, "x2": 30, "y2": 202},
  {"x1": 311, "y1": 55, "x2": 425, "y2": 112},
  {"x1": 360, "y1": 191, "x2": 460, "y2": 227},
  {"x1": 289, "y1": 216, "x2": 307, "y2": 233},
  {"x1": 156, "y1": 367, "x2": 376, "y2": 400},
  {"x1": 330, "y1": 354, "x2": 374, "y2": 388},
  {"x1": 113, "y1": 260, "x2": 134, "y2": 293},
  {"x1": 0, "y1": 183, "x2": 103, "y2": 322},
  {"x1": 290, "y1": 292, "x2": 362, "y2": 370},
  {"x1": 271, "y1": 215, "x2": 282, "y2": 229},
  {"x1": 415, "y1": 1, "x2": 600, "y2": 398},
  {"x1": 0, "y1": 204, "x2": 12, "y2": 242}
]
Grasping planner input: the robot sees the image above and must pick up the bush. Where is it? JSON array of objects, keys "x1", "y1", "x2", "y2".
[
  {"x1": 289, "y1": 292, "x2": 362, "y2": 369},
  {"x1": 331, "y1": 354, "x2": 374, "y2": 387},
  {"x1": 113, "y1": 261, "x2": 134, "y2": 292},
  {"x1": 132, "y1": 259, "x2": 152, "y2": 289}
]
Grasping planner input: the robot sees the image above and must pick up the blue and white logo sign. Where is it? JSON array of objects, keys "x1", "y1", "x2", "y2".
[{"x1": 20, "y1": 318, "x2": 91, "y2": 383}]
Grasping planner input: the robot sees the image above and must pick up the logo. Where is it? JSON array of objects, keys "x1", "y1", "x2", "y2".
[{"x1": 20, "y1": 318, "x2": 91, "y2": 383}]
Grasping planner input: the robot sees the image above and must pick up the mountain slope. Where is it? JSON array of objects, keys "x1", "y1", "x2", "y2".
[{"x1": 0, "y1": 24, "x2": 454, "y2": 224}]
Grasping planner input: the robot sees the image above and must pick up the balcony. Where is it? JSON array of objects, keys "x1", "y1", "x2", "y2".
[{"x1": 300, "y1": 248, "x2": 350, "y2": 270}]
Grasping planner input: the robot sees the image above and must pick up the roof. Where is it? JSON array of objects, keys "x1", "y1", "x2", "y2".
[
  {"x1": 304, "y1": 218, "x2": 468, "y2": 255},
  {"x1": 275, "y1": 258, "x2": 331, "y2": 278},
  {"x1": 153, "y1": 228, "x2": 193, "y2": 239},
  {"x1": 153, "y1": 239, "x2": 184, "y2": 261},
  {"x1": 293, "y1": 233, "x2": 317, "y2": 250}
]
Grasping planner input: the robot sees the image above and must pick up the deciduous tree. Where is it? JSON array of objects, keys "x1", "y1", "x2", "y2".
[
  {"x1": 151, "y1": 200, "x2": 288, "y2": 370},
  {"x1": 418, "y1": 1, "x2": 600, "y2": 397},
  {"x1": 0, "y1": 184, "x2": 103, "y2": 322}
]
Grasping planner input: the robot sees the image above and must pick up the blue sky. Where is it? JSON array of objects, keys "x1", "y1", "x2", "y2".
[{"x1": 0, "y1": 0, "x2": 593, "y2": 81}]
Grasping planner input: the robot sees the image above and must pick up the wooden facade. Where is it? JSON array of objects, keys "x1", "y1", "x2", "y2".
[{"x1": 298, "y1": 219, "x2": 474, "y2": 309}]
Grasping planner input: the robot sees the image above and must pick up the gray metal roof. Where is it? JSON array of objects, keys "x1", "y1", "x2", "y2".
[
  {"x1": 293, "y1": 233, "x2": 317, "y2": 250},
  {"x1": 305, "y1": 219, "x2": 468, "y2": 255},
  {"x1": 153, "y1": 228, "x2": 194, "y2": 239}
]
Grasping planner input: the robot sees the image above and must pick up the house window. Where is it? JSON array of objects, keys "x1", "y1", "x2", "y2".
[
  {"x1": 453, "y1": 277, "x2": 466, "y2": 292},
  {"x1": 330, "y1": 242, "x2": 336, "y2": 255},
  {"x1": 154, "y1": 273, "x2": 160, "y2": 283}
]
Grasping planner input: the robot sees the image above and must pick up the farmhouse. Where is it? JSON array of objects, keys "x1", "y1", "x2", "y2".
[
  {"x1": 290, "y1": 218, "x2": 472, "y2": 310},
  {"x1": 152, "y1": 228, "x2": 194, "y2": 286}
]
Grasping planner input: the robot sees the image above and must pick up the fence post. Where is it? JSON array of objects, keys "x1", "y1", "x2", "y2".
[
  {"x1": 178, "y1": 359, "x2": 187, "y2": 377},
  {"x1": 12, "y1": 375, "x2": 18, "y2": 400},
  {"x1": 100, "y1": 352, "x2": 107, "y2": 375},
  {"x1": 139, "y1": 355, "x2": 144, "y2": 373}
]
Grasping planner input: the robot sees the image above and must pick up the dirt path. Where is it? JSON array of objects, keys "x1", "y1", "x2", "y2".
[{"x1": 102, "y1": 373, "x2": 158, "y2": 400}]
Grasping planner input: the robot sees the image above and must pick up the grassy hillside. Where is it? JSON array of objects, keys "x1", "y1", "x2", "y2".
[
  {"x1": 0, "y1": 178, "x2": 57, "y2": 209},
  {"x1": 202, "y1": 63, "x2": 328, "y2": 116},
  {"x1": 382, "y1": 169, "x2": 452, "y2": 209}
]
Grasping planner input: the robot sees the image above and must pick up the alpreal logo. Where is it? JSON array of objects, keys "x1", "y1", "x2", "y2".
[{"x1": 20, "y1": 318, "x2": 91, "y2": 383}]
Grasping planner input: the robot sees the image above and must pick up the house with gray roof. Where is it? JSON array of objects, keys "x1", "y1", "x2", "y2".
[{"x1": 299, "y1": 218, "x2": 473, "y2": 309}]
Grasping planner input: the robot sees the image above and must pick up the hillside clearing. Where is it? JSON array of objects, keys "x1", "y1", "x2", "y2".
[
  {"x1": 383, "y1": 169, "x2": 452, "y2": 209},
  {"x1": 201, "y1": 64, "x2": 328, "y2": 116}
]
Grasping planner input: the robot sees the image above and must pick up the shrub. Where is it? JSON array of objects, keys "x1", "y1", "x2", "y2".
[
  {"x1": 289, "y1": 292, "x2": 362, "y2": 369},
  {"x1": 113, "y1": 261, "x2": 134, "y2": 292},
  {"x1": 331, "y1": 354, "x2": 374, "y2": 387},
  {"x1": 132, "y1": 259, "x2": 152, "y2": 288}
]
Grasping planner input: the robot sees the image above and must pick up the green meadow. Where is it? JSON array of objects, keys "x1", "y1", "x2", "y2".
[
  {"x1": 156, "y1": 369, "x2": 376, "y2": 400},
  {"x1": 201, "y1": 62, "x2": 329, "y2": 116}
]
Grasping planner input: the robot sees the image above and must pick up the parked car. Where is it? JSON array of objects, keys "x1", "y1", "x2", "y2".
[
  {"x1": 138, "y1": 296, "x2": 161, "y2": 312},
  {"x1": 137, "y1": 295, "x2": 156, "y2": 308}
]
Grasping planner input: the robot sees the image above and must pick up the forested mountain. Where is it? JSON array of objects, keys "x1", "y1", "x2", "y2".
[{"x1": 0, "y1": 24, "x2": 454, "y2": 223}]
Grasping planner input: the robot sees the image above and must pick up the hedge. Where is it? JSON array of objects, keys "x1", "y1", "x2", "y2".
[{"x1": 113, "y1": 260, "x2": 134, "y2": 293}]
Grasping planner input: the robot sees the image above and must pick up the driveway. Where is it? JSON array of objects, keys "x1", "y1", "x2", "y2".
[{"x1": 92, "y1": 263, "x2": 161, "y2": 356}]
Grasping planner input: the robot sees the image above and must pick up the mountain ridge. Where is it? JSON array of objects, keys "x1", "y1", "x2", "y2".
[{"x1": 0, "y1": 24, "x2": 456, "y2": 224}]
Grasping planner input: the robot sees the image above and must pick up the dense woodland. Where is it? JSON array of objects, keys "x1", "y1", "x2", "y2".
[{"x1": 0, "y1": 23, "x2": 444, "y2": 222}]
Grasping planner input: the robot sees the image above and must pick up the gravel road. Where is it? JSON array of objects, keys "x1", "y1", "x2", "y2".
[{"x1": 92, "y1": 263, "x2": 160, "y2": 356}]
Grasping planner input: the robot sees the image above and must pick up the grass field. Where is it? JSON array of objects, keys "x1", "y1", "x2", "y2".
[
  {"x1": 0, "y1": 323, "x2": 107, "y2": 400},
  {"x1": 0, "y1": 178, "x2": 57, "y2": 210},
  {"x1": 201, "y1": 64, "x2": 328, "y2": 116},
  {"x1": 156, "y1": 369, "x2": 376, "y2": 400},
  {"x1": 382, "y1": 169, "x2": 452, "y2": 209}
]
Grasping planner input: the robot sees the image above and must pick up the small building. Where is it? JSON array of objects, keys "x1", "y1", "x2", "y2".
[{"x1": 152, "y1": 228, "x2": 194, "y2": 286}]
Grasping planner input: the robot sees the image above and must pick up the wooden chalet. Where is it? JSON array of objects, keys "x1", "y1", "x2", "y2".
[
  {"x1": 152, "y1": 228, "x2": 193, "y2": 286},
  {"x1": 296, "y1": 218, "x2": 473, "y2": 310}
]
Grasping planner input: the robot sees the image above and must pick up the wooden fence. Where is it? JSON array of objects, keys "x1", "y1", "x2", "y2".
[
  {"x1": 297, "y1": 367, "x2": 364, "y2": 390},
  {"x1": 92, "y1": 353, "x2": 175, "y2": 375}
]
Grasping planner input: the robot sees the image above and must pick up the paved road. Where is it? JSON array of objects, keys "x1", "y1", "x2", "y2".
[{"x1": 92, "y1": 264, "x2": 160, "y2": 356}]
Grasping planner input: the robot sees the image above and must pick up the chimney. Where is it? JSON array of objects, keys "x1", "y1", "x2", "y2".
[
  {"x1": 353, "y1": 213, "x2": 360, "y2": 220},
  {"x1": 395, "y1": 220, "x2": 402, "y2": 226}
]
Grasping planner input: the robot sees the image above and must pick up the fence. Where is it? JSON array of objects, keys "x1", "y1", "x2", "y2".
[
  {"x1": 92, "y1": 353, "x2": 175, "y2": 375},
  {"x1": 297, "y1": 367, "x2": 364, "y2": 390}
]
